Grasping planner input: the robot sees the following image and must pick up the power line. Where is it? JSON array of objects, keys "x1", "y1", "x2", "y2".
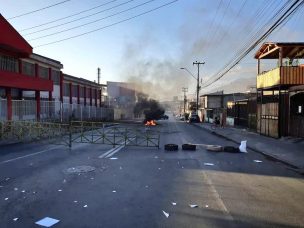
[
  {"x1": 27, "y1": 0, "x2": 156, "y2": 40},
  {"x1": 24, "y1": 0, "x2": 137, "y2": 36},
  {"x1": 8, "y1": 0, "x2": 71, "y2": 20},
  {"x1": 20, "y1": 0, "x2": 119, "y2": 32},
  {"x1": 34, "y1": 0, "x2": 178, "y2": 48},
  {"x1": 202, "y1": 0, "x2": 304, "y2": 89}
]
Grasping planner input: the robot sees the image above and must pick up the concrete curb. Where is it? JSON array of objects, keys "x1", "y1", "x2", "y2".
[{"x1": 192, "y1": 123, "x2": 300, "y2": 170}]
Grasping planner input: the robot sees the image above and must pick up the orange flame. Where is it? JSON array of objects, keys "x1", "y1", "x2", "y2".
[{"x1": 145, "y1": 120, "x2": 157, "y2": 126}]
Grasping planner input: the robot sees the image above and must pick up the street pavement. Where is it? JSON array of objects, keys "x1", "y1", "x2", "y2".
[{"x1": 1, "y1": 117, "x2": 304, "y2": 228}]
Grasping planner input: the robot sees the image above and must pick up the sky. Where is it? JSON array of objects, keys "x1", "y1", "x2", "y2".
[{"x1": 1, "y1": 0, "x2": 304, "y2": 101}]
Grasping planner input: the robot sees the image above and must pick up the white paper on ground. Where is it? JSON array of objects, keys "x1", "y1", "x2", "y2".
[
  {"x1": 35, "y1": 217, "x2": 60, "y2": 227},
  {"x1": 14, "y1": 187, "x2": 18, "y2": 191},
  {"x1": 83, "y1": 205, "x2": 88, "y2": 208},
  {"x1": 204, "y1": 163, "x2": 214, "y2": 166},
  {"x1": 112, "y1": 190, "x2": 116, "y2": 193},
  {"x1": 13, "y1": 218, "x2": 18, "y2": 221},
  {"x1": 253, "y1": 160, "x2": 263, "y2": 163},
  {"x1": 162, "y1": 210, "x2": 169, "y2": 218},
  {"x1": 189, "y1": 204, "x2": 198, "y2": 208},
  {"x1": 4, "y1": 198, "x2": 8, "y2": 200},
  {"x1": 109, "y1": 157, "x2": 118, "y2": 160},
  {"x1": 171, "y1": 202, "x2": 177, "y2": 206},
  {"x1": 205, "y1": 205, "x2": 209, "y2": 208},
  {"x1": 239, "y1": 140, "x2": 247, "y2": 153},
  {"x1": 58, "y1": 189, "x2": 62, "y2": 192}
]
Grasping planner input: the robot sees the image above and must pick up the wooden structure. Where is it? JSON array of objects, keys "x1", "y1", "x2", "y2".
[{"x1": 255, "y1": 42, "x2": 304, "y2": 138}]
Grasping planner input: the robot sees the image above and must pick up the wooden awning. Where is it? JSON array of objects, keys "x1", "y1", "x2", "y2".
[{"x1": 255, "y1": 42, "x2": 304, "y2": 59}]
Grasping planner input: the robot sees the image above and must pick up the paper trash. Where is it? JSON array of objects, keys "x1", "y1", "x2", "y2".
[
  {"x1": 253, "y1": 160, "x2": 263, "y2": 163},
  {"x1": 189, "y1": 204, "x2": 198, "y2": 208},
  {"x1": 110, "y1": 157, "x2": 118, "y2": 160},
  {"x1": 35, "y1": 217, "x2": 60, "y2": 227},
  {"x1": 171, "y1": 202, "x2": 177, "y2": 206},
  {"x1": 239, "y1": 141, "x2": 247, "y2": 153},
  {"x1": 13, "y1": 218, "x2": 18, "y2": 221},
  {"x1": 204, "y1": 163, "x2": 214, "y2": 166},
  {"x1": 162, "y1": 210, "x2": 169, "y2": 218}
]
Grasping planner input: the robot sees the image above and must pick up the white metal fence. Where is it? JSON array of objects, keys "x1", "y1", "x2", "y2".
[
  {"x1": 0, "y1": 100, "x2": 114, "y2": 122},
  {"x1": 0, "y1": 99, "x2": 7, "y2": 121}
]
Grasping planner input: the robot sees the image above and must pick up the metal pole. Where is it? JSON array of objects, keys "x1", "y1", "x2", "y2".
[
  {"x1": 193, "y1": 61, "x2": 205, "y2": 113},
  {"x1": 182, "y1": 87, "x2": 188, "y2": 114}
]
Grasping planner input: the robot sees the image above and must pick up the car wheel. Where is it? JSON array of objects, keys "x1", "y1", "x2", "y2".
[{"x1": 164, "y1": 144, "x2": 178, "y2": 151}]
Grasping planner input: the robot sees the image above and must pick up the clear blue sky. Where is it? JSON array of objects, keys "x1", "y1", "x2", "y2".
[{"x1": 1, "y1": 0, "x2": 303, "y2": 100}]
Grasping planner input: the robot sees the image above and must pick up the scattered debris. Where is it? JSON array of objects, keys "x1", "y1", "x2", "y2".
[
  {"x1": 35, "y1": 217, "x2": 60, "y2": 227},
  {"x1": 13, "y1": 218, "x2": 18, "y2": 221},
  {"x1": 162, "y1": 210, "x2": 169, "y2": 218},
  {"x1": 33, "y1": 191, "x2": 36, "y2": 194},
  {"x1": 181, "y1": 166, "x2": 184, "y2": 169},
  {"x1": 204, "y1": 163, "x2": 214, "y2": 166},
  {"x1": 109, "y1": 157, "x2": 118, "y2": 160},
  {"x1": 158, "y1": 168, "x2": 161, "y2": 170},
  {"x1": 223, "y1": 146, "x2": 240, "y2": 153},
  {"x1": 182, "y1": 144, "x2": 196, "y2": 151},
  {"x1": 119, "y1": 166, "x2": 123, "y2": 170},
  {"x1": 112, "y1": 190, "x2": 116, "y2": 193},
  {"x1": 90, "y1": 177, "x2": 94, "y2": 180},
  {"x1": 145, "y1": 185, "x2": 149, "y2": 188},
  {"x1": 74, "y1": 200, "x2": 78, "y2": 203},
  {"x1": 189, "y1": 204, "x2": 198, "y2": 208},
  {"x1": 63, "y1": 179, "x2": 67, "y2": 183},
  {"x1": 164, "y1": 144, "x2": 178, "y2": 151},
  {"x1": 14, "y1": 187, "x2": 18, "y2": 191},
  {"x1": 205, "y1": 205, "x2": 209, "y2": 208},
  {"x1": 206, "y1": 145, "x2": 223, "y2": 152},
  {"x1": 83, "y1": 205, "x2": 88, "y2": 208},
  {"x1": 253, "y1": 160, "x2": 263, "y2": 163},
  {"x1": 4, "y1": 198, "x2": 8, "y2": 201},
  {"x1": 58, "y1": 189, "x2": 62, "y2": 192},
  {"x1": 154, "y1": 156, "x2": 159, "y2": 159},
  {"x1": 239, "y1": 140, "x2": 247, "y2": 153},
  {"x1": 5, "y1": 177, "x2": 10, "y2": 181},
  {"x1": 171, "y1": 202, "x2": 177, "y2": 206},
  {"x1": 0, "y1": 185, "x2": 3, "y2": 188},
  {"x1": 66, "y1": 166, "x2": 96, "y2": 174}
]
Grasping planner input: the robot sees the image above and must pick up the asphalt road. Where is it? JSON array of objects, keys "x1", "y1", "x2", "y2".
[{"x1": 1, "y1": 118, "x2": 304, "y2": 228}]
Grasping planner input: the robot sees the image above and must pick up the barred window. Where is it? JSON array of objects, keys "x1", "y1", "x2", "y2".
[
  {"x1": 0, "y1": 55, "x2": 18, "y2": 72},
  {"x1": 73, "y1": 85, "x2": 78, "y2": 97},
  {"x1": 52, "y1": 70, "x2": 60, "y2": 85},
  {"x1": 63, "y1": 83, "x2": 70, "y2": 96},
  {"x1": 39, "y1": 66, "x2": 49, "y2": 79},
  {"x1": 22, "y1": 61, "x2": 35, "y2": 76},
  {"x1": 80, "y1": 87, "x2": 84, "y2": 98}
]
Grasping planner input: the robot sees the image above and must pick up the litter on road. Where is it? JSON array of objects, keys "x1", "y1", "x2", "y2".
[
  {"x1": 162, "y1": 210, "x2": 170, "y2": 218},
  {"x1": 119, "y1": 166, "x2": 123, "y2": 170},
  {"x1": 154, "y1": 156, "x2": 159, "y2": 159},
  {"x1": 112, "y1": 190, "x2": 116, "y2": 193},
  {"x1": 14, "y1": 187, "x2": 18, "y2": 191},
  {"x1": 109, "y1": 157, "x2": 118, "y2": 160},
  {"x1": 189, "y1": 204, "x2": 198, "y2": 208},
  {"x1": 83, "y1": 205, "x2": 88, "y2": 208},
  {"x1": 205, "y1": 205, "x2": 209, "y2": 208},
  {"x1": 171, "y1": 202, "x2": 177, "y2": 206},
  {"x1": 74, "y1": 200, "x2": 78, "y2": 203},
  {"x1": 21, "y1": 190, "x2": 25, "y2": 193},
  {"x1": 4, "y1": 197, "x2": 8, "y2": 200},
  {"x1": 13, "y1": 218, "x2": 18, "y2": 221},
  {"x1": 204, "y1": 163, "x2": 215, "y2": 166},
  {"x1": 35, "y1": 217, "x2": 60, "y2": 227},
  {"x1": 239, "y1": 140, "x2": 247, "y2": 153},
  {"x1": 58, "y1": 189, "x2": 62, "y2": 192},
  {"x1": 253, "y1": 160, "x2": 263, "y2": 163}
]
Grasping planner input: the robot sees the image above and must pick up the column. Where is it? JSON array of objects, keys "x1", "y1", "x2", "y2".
[
  {"x1": 48, "y1": 68, "x2": 53, "y2": 101},
  {"x1": 35, "y1": 64, "x2": 40, "y2": 121},
  {"x1": 60, "y1": 71, "x2": 63, "y2": 103},
  {"x1": 95, "y1": 89, "x2": 97, "y2": 107},
  {"x1": 90, "y1": 88, "x2": 92, "y2": 106},
  {"x1": 69, "y1": 82, "x2": 72, "y2": 104},
  {"x1": 77, "y1": 85, "x2": 80, "y2": 104},
  {"x1": 6, "y1": 88, "x2": 12, "y2": 121},
  {"x1": 84, "y1": 86, "x2": 87, "y2": 106}
]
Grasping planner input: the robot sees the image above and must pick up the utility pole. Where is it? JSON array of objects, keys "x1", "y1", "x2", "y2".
[
  {"x1": 182, "y1": 87, "x2": 188, "y2": 115},
  {"x1": 193, "y1": 61, "x2": 205, "y2": 113}
]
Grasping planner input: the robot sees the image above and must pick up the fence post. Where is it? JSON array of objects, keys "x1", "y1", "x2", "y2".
[{"x1": 69, "y1": 121, "x2": 72, "y2": 148}]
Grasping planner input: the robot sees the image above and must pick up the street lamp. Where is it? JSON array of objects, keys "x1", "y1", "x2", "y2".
[{"x1": 180, "y1": 67, "x2": 196, "y2": 80}]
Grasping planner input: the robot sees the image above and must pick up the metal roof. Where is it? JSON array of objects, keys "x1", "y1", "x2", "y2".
[{"x1": 254, "y1": 42, "x2": 304, "y2": 59}]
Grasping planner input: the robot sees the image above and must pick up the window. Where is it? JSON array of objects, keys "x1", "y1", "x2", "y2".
[
  {"x1": 52, "y1": 70, "x2": 60, "y2": 85},
  {"x1": 63, "y1": 83, "x2": 70, "y2": 96},
  {"x1": 0, "y1": 55, "x2": 18, "y2": 72},
  {"x1": 39, "y1": 66, "x2": 49, "y2": 79},
  {"x1": 22, "y1": 61, "x2": 35, "y2": 76},
  {"x1": 73, "y1": 85, "x2": 78, "y2": 97}
]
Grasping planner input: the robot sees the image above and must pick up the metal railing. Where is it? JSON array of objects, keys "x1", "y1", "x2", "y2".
[{"x1": 0, "y1": 120, "x2": 160, "y2": 149}]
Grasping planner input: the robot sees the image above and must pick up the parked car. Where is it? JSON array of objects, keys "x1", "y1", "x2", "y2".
[{"x1": 188, "y1": 114, "x2": 200, "y2": 123}]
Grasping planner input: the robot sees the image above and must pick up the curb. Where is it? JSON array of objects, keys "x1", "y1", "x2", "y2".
[{"x1": 192, "y1": 123, "x2": 300, "y2": 170}]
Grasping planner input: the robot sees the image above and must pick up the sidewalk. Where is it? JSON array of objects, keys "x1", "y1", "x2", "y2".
[{"x1": 194, "y1": 123, "x2": 304, "y2": 170}]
